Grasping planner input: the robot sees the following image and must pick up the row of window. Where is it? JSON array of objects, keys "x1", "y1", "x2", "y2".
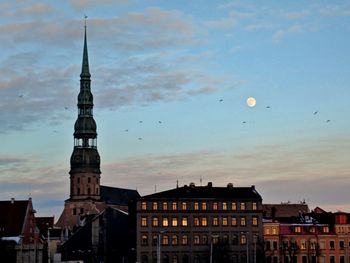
[
  {"x1": 76, "y1": 177, "x2": 99, "y2": 184},
  {"x1": 264, "y1": 225, "x2": 330, "y2": 235},
  {"x1": 265, "y1": 239, "x2": 350, "y2": 251},
  {"x1": 140, "y1": 232, "x2": 256, "y2": 246},
  {"x1": 266, "y1": 255, "x2": 350, "y2": 263},
  {"x1": 141, "y1": 216, "x2": 259, "y2": 227},
  {"x1": 141, "y1": 201, "x2": 257, "y2": 211},
  {"x1": 140, "y1": 254, "x2": 246, "y2": 263},
  {"x1": 74, "y1": 187, "x2": 99, "y2": 195}
]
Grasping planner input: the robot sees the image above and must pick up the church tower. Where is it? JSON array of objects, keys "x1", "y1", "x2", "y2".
[
  {"x1": 56, "y1": 22, "x2": 104, "y2": 228},
  {"x1": 69, "y1": 23, "x2": 101, "y2": 201},
  {"x1": 56, "y1": 20, "x2": 140, "y2": 229}
]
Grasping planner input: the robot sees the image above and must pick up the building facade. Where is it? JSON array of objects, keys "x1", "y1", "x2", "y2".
[
  {"x1": 136, "y1": 182, "x2": 263, "y2": 263},
  {"x1": 263, "y1": 209, "x2": 350, "y2": 263}
]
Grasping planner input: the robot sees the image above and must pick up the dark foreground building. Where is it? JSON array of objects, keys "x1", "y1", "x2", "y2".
[{"x1": 136, "y1": 182, "x2": 264, "y2": 263}]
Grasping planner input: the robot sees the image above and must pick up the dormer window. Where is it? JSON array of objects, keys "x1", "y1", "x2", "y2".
[
  {"x1": 323, "y1": 226, "x2": 329, "y2": 233},
  {"x1": 294, "y1": 226, "x2": 302, "y2": 233}
]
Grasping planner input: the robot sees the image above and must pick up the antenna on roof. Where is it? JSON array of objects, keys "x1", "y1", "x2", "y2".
[
  {"x1": 176, "y1": 180, "x2": 179, "y2": 188},
  {"x1": 154, "y1": 185, "x2": 157, "y2": 193},
  {"x1": 200, "y1": 176, "x2": 202, "y2": 186}
]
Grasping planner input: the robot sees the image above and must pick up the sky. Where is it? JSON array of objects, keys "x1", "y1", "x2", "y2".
[{"x1": 0, "y1": 0, "x2": 349, "y2": 218}]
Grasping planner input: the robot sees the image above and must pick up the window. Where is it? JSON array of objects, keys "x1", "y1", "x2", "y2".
[
  {"x1": 141, "y1": 217, "x2": 148, "y2": 227},
  {"x1": 232, "y1": 234, "x2": 238, "y2": 245},
  {"x1": 213, "y1": 202, "x2": 218, "y2": 210},
  {"x1": 231, "y1": 202, "x2": 237, "y2": 210},
  {"x1": 222, "y1": 217, "x2": 228, "y2": 226},
  {"x1": 141, "y1": 202, "x2": 147, "y2": 210},
  {"x1": 202, "y1": 235, "x2": 208, "y2": 244},
  {"x1": 240, "y1": 234, "x2": 247, "y2": 245},
  {"x1": 194, "y1": 202, "x2": 199, "y2": 210},
  {"x1": 330, "y1": 256, "x2": 335, "y2": 263},
  {"x1": 240, "y1": 202, "x2": 246, "y2": 210},
  {"x1": 87, "y1": 188, "x2": 91, "y2": 194},
  {"x1": 302, "y1": 256, "x2": 307, "y2": 263},
  {"x1": 201, "y1": 202, "x2": 207, "y2": 210},
  {"x1": 272, "y1": 227, "x2": 277, "y2": 235},
  {"x1": 294, "y1": 226, "x2": 301, "y2": 233},
  {"x1": 152, "y1": 202, "x2": 158, "y2": 210},
  {"x1": 222, "y1": 234, "x2": 229, "y2": 244},
  {"x1": 213, "y1": 217, "x2": 219, "y2": 226},
  {"x1": 182, "y1": 217, "x2": 188, "y2": 226},
  {"x1": 152, "y1": 217, "x2": 159, "y2": 227},
  {"x1": 182, "y1": 235, "x2": 188, "y2": 245},
  {"x1": 88, "y1": 177, "x2": 91, "y2": 183},
  {"x1": 212, "y1": 235, "x2": 219, "y2": 244},
  {"x1": 222, "y1": 202, "x2": 228, "y2": 210},
  {"x1": 162, "y1": 235, "x2": 169, "y2": 245},
  {"x1": 181, "y1": 202, "x2": 187, "y2": 210},
  {"x1": 72, "y1": 208, "x2": 76, "y2": 215},
  {"x1": 172, "y1": 202, "x2": 177, "y2": 210},
  {"x1": 162, "y1": 202, "x2": 168, "y2": 210},
  {"x1": 252, "y1": 216, "x2": 258, "y2": 226},
  {"x1": 330, "y1": 240, "x2": 335, "y2": 249},
  {"x1": 152, "y1": 235, "x2": 158, "y2": 246},
  {"x1": 266, "y1": 241, "x2": 271, "y2": 250},
  {"x1": 231, "y1": 217, "x2": 237, "y2": 226},
  {"x1": 162, "y1": 217, "x2": 169, "y2": 227},
  {"x1": 194, "y1": 235, "x2": 200, "y2": 245},
  {"x1": 340, "y1": 240, "x2": 345, "y2": 249},
  {"x1": 300, "y1": 240, "x2": 307, "y2": 250},
  {"x1": 172, "y1": 235, "x2": 178, "y2": 245},
  {"x1": 77, "y1": 188, "x2": 80, "y2": 194},
  {"x1": 172, "y1": 217, "x2": 178, "y2": 227},
  {"x1": 141, "y1": 235, "x2": 148, "y2": 245},
  {"x1": 265, "y1": 228, "x2": 270, "y2": 235},
  {"x1": 340, "y1": 256, "x2": 345, "y2": 263},
  {"x1": 194, "y1": 217, "x2": 200, "y2": 226},
  {"x1": 77, "y1": 177, "x2": 80, "y2": 183},
  {"x1": 323, "y1": 226, "x2": 329, "y2": 233},
  {"x1": 252, "y1": 202, "x2": 257, "y2": 210},
  {"x1": 201, "y1": 217, "x2": 208, "y2": 226},
  {"x1": 240, "y1": 217, "x2": 246, "y2": 226},
  {"x1": 273, "y1": 241, "x2": 278, "y2": 250}
]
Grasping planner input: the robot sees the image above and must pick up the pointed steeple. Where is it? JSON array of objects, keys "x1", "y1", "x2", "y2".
[
  {"x1": 80, "y1": 17, "x2": 91, "y2": 79},
  {"x1": 69, "y1": 18, "x2": 101, "y2": 201}
]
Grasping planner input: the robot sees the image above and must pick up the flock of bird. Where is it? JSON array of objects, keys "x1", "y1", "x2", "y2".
[{"x1": 16, "y1": 94, "x2": 332, "y2": 137}]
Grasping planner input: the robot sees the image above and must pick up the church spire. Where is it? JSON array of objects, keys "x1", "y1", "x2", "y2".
[
  {"x1": 69, "y1": 18, "x2": 101, "y2": 201},
  {"x1": 80, "y1": 16, "x2": 90, "y2": 79}
]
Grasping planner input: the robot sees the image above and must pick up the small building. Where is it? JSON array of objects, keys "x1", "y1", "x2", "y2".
[
  {"x1": 0, "y1": 198, "x2": 44, "y2": 263},
  {"x1": 136, "y1": 182, "x2": 264, "y2": 263}
]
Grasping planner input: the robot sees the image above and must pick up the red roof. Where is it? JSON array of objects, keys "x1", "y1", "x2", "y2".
[{"x1": 0, "y1": 200, "x2": 29, "y2": 237}]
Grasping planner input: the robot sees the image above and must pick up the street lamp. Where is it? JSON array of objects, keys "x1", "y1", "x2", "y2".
[
  {"x1": 210, "y1": 234, "x2": 219, "y2": 263},
  {"x1": 157, "y1": 231, "x2": 166, "y2": 263}
]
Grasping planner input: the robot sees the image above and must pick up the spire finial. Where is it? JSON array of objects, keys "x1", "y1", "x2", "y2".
[
  {"x1": 84, "y1": 14, "x2": 88, "y2": 29},
  {"x1": 80, "y1": 15, "x2": 91, "y2": 79}
]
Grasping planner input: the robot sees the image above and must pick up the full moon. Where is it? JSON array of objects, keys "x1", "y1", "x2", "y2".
[{"x1": 246, "y1": 97, "x2": 257, "y2": 107}]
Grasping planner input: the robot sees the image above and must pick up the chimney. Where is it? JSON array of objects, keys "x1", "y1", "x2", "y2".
[
  {"x1": 227, "y1": 183, "x2": 233, "y2": 189},
  {"x1": 207, "y1": 182, "x2": 212, "y2": 188},
  {"x1": 189, "y1": 182, "x2": 195, "y2": 188},
  {"x1": 11, "y1": 198, "x2": 15, "y2": 204}
]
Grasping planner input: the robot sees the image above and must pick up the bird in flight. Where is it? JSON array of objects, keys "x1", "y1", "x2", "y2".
[
  {"x1": 326, "y1": 120, "x2": 331, "y2": 123},
  {"x1": 138, "y1": 137, "x2": 143, "y2": 140},
  {"x1": 158, "y1": 121, "x2": 162, "y2": 124},
  {"x1": 219, "y1": 99, "x2": 223, "y2": 102},
  {"x1": 139, "y1": 121, "x2": 143, "y2": 123},
  {"x1": 242, "y1": 121, "x2": 246, "y2": 124},
  {"x1": 266, "y1": 106, "x2": 271, "y2": 109},
  {"x1": 64, "y1": 107, "x2": 68, "y2": 110},
  {"x1": 18, "y1": 95, "x2": 23, "y2": 98},
  {"x1": 313, "y1": 111, "x2": 318, "y2": 115},
  {"x1": 125, "y1": 129, "x2": 129, "y2": 132}
]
